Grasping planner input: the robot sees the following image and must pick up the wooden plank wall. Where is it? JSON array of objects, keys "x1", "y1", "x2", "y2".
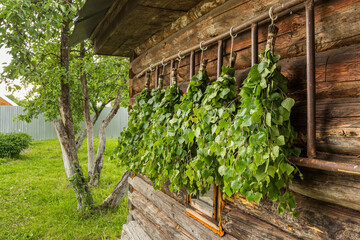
[
  {"x1": 125, "y1": 0, "x2": 360, "y2": 239},
  {"x1": 129, "y1": 0, "x2": 360, "y2": 156},
  {"x1": 127, "y1": 176, "x2": 238, "y2": 240},
  {"x1": 126, "y1": 175, "x2": 360, "y2": 239}
]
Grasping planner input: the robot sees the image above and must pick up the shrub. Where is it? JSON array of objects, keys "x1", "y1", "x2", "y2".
[{"x1": 0, "y1": 132, "x2": 32, "y2": 158}]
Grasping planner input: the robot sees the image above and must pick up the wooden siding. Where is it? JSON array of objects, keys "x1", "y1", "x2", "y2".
[
  {"x1": 0, "y1": 97, "x2": 12, "y2": 106},
  {"x1": 129, "y1": 0, "x2": 360, "y2": 157},
  {"x1": 128, "y1": 176, "x2": 237, "y2": 240},
  {"x1": 127, "y1": 174, "x2": 360, "y2": 239}
]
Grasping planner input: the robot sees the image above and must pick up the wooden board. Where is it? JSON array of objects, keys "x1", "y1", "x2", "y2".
[
  {"x1": 137, "y1": 174, "x2": 187, "y2": 205},
  {"x1": 121, "y1": 220, "x2": 152, "y2": 240},
  {"x1": 290, "y1": 168, "x2": 360, "y2": 211},
  {"x1": 221, "y1": 204, "x2": 298, "y2": 240},
  {"x1": 226, "y1": 193, "x2": 360, "y2": 239},
  {"x1": 129, "y1": 191, "x2": 196, "y2": 240},
  {"x1": 131, "y1": 208, "x2": 171, "y2": 240}
]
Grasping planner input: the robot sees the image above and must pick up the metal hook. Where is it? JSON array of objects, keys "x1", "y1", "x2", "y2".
[
  {"x1": 177, "y1": 50, "x2": 185, "y2": 60},
  {"x1": 161, "y1": 58, "x2": 168, "y2": 75},
  {"x1": 149, "y1": 64, "x2": 155, "y2": 72},
  {"x1": 269, "y1": 6, "x2": 278, "y2": 24},
  {"x1": 230, "y1": 26, "x2": 238, "y2": 38},
  {"x1": 200, "y1": 41, "x2": 208, "y2": 51},
  {"x1": 229, "y1": 26, "x2": 237, "y2": 58},
  {"x1": 161, "y1": 58, "x2": 168, "y2": 66}
]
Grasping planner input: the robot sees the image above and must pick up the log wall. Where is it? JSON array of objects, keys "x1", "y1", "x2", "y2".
[
  {"x1": 124, "y1": 0, "x2": 360, "y2": 239},
  {"x1": 127, "y1": 175, "x2": 360, "y2": 240},
  {"x1": 129, "y1": 0, "x2": 360, "y2": 157}
]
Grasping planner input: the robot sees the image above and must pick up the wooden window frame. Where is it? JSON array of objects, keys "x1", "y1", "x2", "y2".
[{"x1": 185, "y1": 184, "x2": 225, "y2": 236}]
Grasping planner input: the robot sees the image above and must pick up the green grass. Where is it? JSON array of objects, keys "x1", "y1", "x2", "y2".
[{"x1": 0, "y1": 138, "x2": 128, "y2": 240}]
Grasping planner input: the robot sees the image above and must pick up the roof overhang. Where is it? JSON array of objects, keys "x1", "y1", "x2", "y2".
[
  {"x1": 69, "y1": 0, "x2": 115, "y2": 47},
  {"x1": 70, "y1": 0, "x2": 204, "y2": 57}
]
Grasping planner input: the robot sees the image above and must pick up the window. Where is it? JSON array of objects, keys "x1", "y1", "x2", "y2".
[{"x1": 185, "y1": 185, "x2": 225, "y2": 236}]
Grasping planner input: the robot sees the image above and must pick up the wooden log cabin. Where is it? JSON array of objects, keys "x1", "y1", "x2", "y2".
[{"x1": 71, "y1": 0, "x2": 360, "y2": 239}]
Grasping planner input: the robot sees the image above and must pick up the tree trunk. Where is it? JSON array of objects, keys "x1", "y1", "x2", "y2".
[
  {"x1": 75, "y1": 111, "x2": 102, "y2": 151},
  {"x1": 89, "y1": 92, "x2": 121, "y2": 186},
  {"x1": 79, "y1": 42, "x2": 95, "y2": 177},
  {"x1": 57, "y1": 6, "x2": 93, "y2": 210},
  {"x1": 54, "y1": 120, "x2": 93, "y2": 209},
  {"x1": 100, "y1": 170, "x2": 130, "y2": 210}
]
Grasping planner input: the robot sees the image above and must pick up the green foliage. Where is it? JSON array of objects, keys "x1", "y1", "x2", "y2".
[
  {"x1": 0, "y1": 132, "x2": 32, "y2": 158},
  {"x1": 0, "y1": 138, "x2": 128, "y2": 239},
  {"x1": 213, "y1": 49, "x2": 301, "y2": 216},
  {"x1": 0, "y1": 1, "x2": 129, "y2": 132},
  {"x1": 116, "y1": 53, "x2": 300, "y2": 216},
  {"x1": 116, "y1": 89, "x2": 155, "y2": 170},
  {"x1": 5, "y1": 94, "x2": 24, "y2": 106},
  {"x1": 141, "y1": 81, "x2": 183, "y2": 188},
  {"x1": 147, "y1": 68, "x2": 210, "y2": 191},
  {"x1": 116, "y1": 78, "x2": 183, "y2": 185},
  {"x1": 181, "y1": 65, "x2": 238, "y2": 195}
]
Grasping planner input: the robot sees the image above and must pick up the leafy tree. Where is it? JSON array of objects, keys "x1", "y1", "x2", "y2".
[
  {"x1": 5, "y1": 94, "x2": 24, "y2": 106},
  {"x1": 0, "y1": 0, "x2": 129, "y2": 210}
]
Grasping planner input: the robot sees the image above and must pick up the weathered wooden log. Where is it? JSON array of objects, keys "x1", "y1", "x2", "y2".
[
  {"x1": 227, "y1": 192, "x2": 360, "y2": 239},
  {"x1": 129, "y1": 176, "x2": 232, "y2": 240},
  {"x1": 221, "y1": 204, "x2": 298, "y2": 240},
  {"x1": 139, "y1": 175, "x2": 187, "y2": 205},
  {"x1": 129, "y1": 191, "x2": 196, "y2": 240},
  {"x1": 99, "y1": 170, "x2": 129, "y2": 210},
  {"x1": 121, "y1": 229, "x2": 130, "y2": 240},
  {"x1": 290, "y1": 168, "x2": 360, "y2": 211},
  {"x1": 126, "y1": 212, "x2": 134, "y2": 224},
  {"x1": 131, "y1": 208, "x2": 171, "y2": 240},
  {"x1": 121, "y1": 221, "x2": 151, "y2": 240}
]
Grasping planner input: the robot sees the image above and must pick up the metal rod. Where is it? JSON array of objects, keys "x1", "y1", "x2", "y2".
[
  {"x1": 155, "y1": 66, "x2": 159, "y2": 88},
  {"x1": 251, "y1": 23, "x2": 258, "y2": 66},
  {"x1": 216, "y1": 186, "x2": 222, "y2": 221},
  {"x1": 135, "y1": 0, "x2": 306, "y2": 78},
  {"x1": 190, "y1": 50, "x2": 195, "y2": 78},
  {"x1": 306, "y1": 0, "x2": 316, "y2": 158},
  {"x1": 213, "y1": 184, "x2": 217, "y2": 220},
  {"x1": 290, "y1": 157, "x2": 360, "y2": 175},
  {"x1": 217, "y1": 40, "x2": 223, "y2": 78},
  {"x1": 170, "y1": 59, "x2": 175, "y2": 85}
]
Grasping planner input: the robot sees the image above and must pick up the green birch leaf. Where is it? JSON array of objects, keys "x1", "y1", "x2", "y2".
[
  {"x1": 188, "y1": 130, "x2": 195, "y2": 142},
  {"x1": 266, "y1": 112, "x2": 272, "y2": 127},
  {"x1": 281, "y1": 98, "x2": 295, "y2": 112},
  {"x1": 277, "y1": 135, "x2": 285, "y2": 146}
]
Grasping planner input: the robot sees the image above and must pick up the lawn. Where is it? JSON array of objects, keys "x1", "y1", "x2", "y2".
[{"x1": 0, "y1": 138, "x2": 128, "y2": 240}]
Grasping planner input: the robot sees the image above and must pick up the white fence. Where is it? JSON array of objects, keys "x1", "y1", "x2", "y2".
[{"x1": 0, "y1": 106, "x2": 128, "y2": 140}]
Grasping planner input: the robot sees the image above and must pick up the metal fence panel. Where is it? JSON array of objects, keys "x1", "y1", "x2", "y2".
[{"x1": 0, "y1": 106, "x2": 128, "y2": 140}]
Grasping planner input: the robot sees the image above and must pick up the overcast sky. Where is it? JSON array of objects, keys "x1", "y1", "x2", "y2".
[{"x1": 0, "y1": 47, "x2": 29, "y2": 99}]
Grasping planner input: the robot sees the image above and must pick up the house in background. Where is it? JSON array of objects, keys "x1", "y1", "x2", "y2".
[{"x1": 0, "y1": 94, "x2": 18, "y2": 106}]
